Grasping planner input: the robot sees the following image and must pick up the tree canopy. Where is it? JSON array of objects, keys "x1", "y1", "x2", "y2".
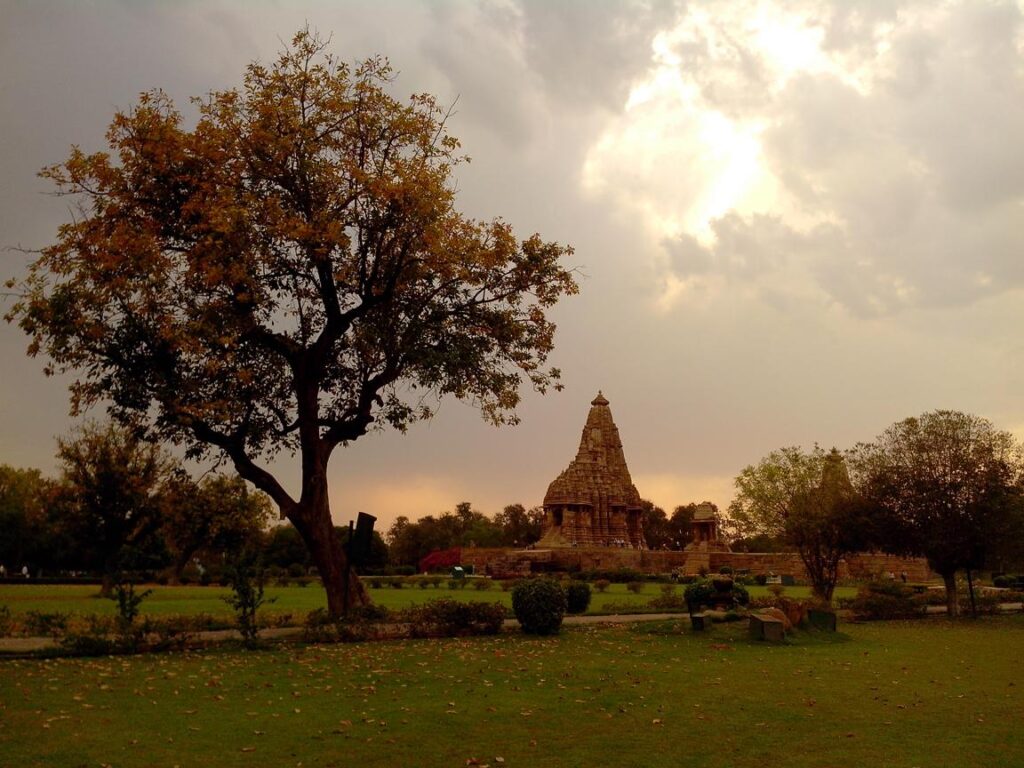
[
  {"x1": 8, "y1": 30, "x2": 577, "y2": 615},
  {"x1": 853, "y1": 410, "x2": 1024, "y2": 615},
  {"x1": 729, "y1": 446, "x2": 869, "y2": 601},
  {"x1": 54, "y1": 422, "x2": 177, "y2": 594}
]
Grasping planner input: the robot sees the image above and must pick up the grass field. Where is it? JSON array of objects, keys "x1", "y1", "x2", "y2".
[
  {"x1": 0, "y1": 582, "x2": 859, "y2": 623},
  {"x1": 1, "y1": 614, "x2": 1021, "y2": 767}
]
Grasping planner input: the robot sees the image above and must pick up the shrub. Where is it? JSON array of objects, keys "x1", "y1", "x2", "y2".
[
  {"x1": 472, "y1": 578, "x2": 493, "y2": 591},
  {"x1": 447, "y1": 579, "x2": 467, "y2": 590},
  {"x1": 410, "y1": 599, "x2": 507, "y2": 638},
  {"x1": 109, "y1": 577, "x2": 152, "y2": 651},
  {"x1": 718, "y1": 565, "x2": 733, "y2": 575},
  {"x1": 499, "y1": 579, "x2": 519, "y2": 592},
  {"x1": 565, "y1": 582, "x2": 592, "y2": 614},
  {"x1": 850, "y1": 582, "x2": 922, "y2": 620},
  {"x1": 367, "y1": 577, "x2": 384, "y2": 589},
  {"x1": 711, "y1": 575, "x2": 733, "y2": 592},
  {"x1": 767, "y1": 584, "x2": 785, "y2": 597},
  {"x1": 993, "y1": 575, "x2": 1015, "y2": 588},
  {"x1": 755, "y1": 573, "x2": 768, "y2": 586},
  {"x1": 648, "y1": 583, "x2": 686, "y2": 610},
  {"x1": 25, "y1": 611, "x2": 69, "y2": 638},
  {"x1": 683, "y1": 577, "x2": 749, "y2": 611},
  {"x1": 223, "y1": 552, "x2": 275, "y2": 647},
  {"x1": 287, "y1": 563, "x2": 306, "y2": 578},
  {"x1": 626, "y1": 581, "x2": 645, "y2": 594},
  {"x1": 594, "y1": 579, "x2": 611, "y2": 593},
  {"x1": 684, "y1": 579, "x2": 715, "y2": 611},
  {"x1": 0, "y1": 605, "x2": 13, "y2": 637},
  {"x1": 60, "y1": 632, "x2": 117, "y2": 657},
  {"x1": 732, "y1": 582, "x2": 750, "y2": 606},
  {"x1": 511, "y1": 578, "x2": 566, "y2": 635},
  {"x1": 387, "y1": 576, "x2": 405, "y2": 589}
]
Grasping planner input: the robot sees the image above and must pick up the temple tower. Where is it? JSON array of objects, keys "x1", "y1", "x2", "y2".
[{"x1": 537, "y1": 392, "x2": 646, "y2": 548}]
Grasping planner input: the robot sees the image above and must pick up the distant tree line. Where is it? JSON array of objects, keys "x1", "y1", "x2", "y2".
[
  {"x1": 0, "y1": 422, "x2": 552, "y2": 581},
  {"x1": 386, "y1": 502, "x2": 545, "y2": 568}
]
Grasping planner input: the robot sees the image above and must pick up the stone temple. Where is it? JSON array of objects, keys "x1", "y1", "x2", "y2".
[{"x1": 537, "y1": 392, "x2": 646, "y2": 548}]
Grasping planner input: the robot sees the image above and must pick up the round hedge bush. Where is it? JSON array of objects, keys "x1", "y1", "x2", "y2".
[
  {"x1": 565, "y1": 582, "x2": 592, "y2": 614},
  {"x1": 512, "y1": 578, "x2": 567, "y2": 635}
]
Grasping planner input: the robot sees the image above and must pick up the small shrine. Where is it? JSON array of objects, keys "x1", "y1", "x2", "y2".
[
  {"x1": 537, "y1": 392, "x2": 646, "y2": 548},
  {"x1": 685, "y1": 502, "x2": 731, "y2": 552}
]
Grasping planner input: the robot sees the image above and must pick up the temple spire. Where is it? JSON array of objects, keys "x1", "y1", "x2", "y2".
[{"x1": 537, "y1": 391, "x2": 646, "y2": 549}]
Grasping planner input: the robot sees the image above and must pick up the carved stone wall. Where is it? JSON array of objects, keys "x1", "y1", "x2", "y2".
[{"x1": 537, "y1": 392, "x2": 646, "y2": 548}]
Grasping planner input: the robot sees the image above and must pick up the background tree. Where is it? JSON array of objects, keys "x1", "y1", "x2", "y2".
[
  {"x1": 786, "y1": 449, "x2": 871, "y2": 602},
  {"x1": 852, "y1": 410, "x2": 1024, "y2": 616},
  {"x1": 0, "y1": 465, "x2": 53, "y2": 574},
  {"x1": 9, "y1": 30, "x2": 577, "y2": 616},
  {"x1": 161, "y1": 474, "x2": 273, "y2": 582},
  {"x1": 729, "y1": 446, "x2": 869, "y2": 602},
  {"x1": 54, "y1": 422, "x2": 176, "y2": 595},
  {"x1": 262, "y1": 524, "x2": 312, "y2": 571},
  {"x1": 639, "y1": 500, "x2": 670, "y2": 549},
  {"x1": 493, "y1": 503, "x2": 544, "y2": 547},
  {"x1": 728, "y1": 446, "x2": 823, "y2": 540}
]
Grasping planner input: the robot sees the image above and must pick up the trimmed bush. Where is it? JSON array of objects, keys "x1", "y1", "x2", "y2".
[
  {"x1": 755, "y1": 573, "x2": 768, "y2": 586},
  {"x1": 718, "y1": 565, "x2": 733, "y2": 575},
  {"x1": 626, "y1": 581, "x2": 644, "y2": 594},
  {"x1": 512, "y1": 578, "x2": 566, "y2": 635},
  {"x1": 472, "y1": 578, "x2": 493, "y2": 591},
  {"x1": 594, "y1": 579, "x2": 611, "y2": 593},
  {"x1": 565, "y1": 582, "x2": 592, "y2": 614},
  {"x1": 993, "y1": 574, "x2": 1015, "y2": 588}
]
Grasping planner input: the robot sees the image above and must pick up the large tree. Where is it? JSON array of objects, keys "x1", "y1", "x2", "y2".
[
  {"x1": 852, "y1": 411, "x2": 1024, "y2": 616},
  {"x1": 9, "y1": 31, "x2": 576, "y2": 615}
]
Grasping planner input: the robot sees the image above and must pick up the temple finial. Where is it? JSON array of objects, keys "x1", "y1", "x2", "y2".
[{"x1": 591, "y1": 391, "x2": 609, "y2": 406}]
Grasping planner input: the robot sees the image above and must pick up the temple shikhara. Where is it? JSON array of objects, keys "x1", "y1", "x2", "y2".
[{"x1": 537, "y1": 392, "x2": 647, "y2": 548}]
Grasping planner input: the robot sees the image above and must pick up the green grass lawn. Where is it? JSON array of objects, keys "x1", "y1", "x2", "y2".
[
  {"x1": 0, "y1": 582, "x2": 859, "y2": 623},
  {"x1": 1, "y1": 614, "x2": 1021, "y2": 767}
]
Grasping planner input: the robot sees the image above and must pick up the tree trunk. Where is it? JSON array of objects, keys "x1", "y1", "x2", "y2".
[
  {"x1": 100, "y1": 570, "x2": 115, "y2": 598},
  {"x1": 942, "y1": 571, "x2": 959, "y2": 617},
  {"x1": 291, "y1": 502, "x2": 369, "y2": 618},
  {"x1": 966, "y1": 569, "x2": 977, "y2": 618}
]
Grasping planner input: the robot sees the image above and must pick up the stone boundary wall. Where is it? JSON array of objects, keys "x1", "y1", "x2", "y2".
[{"x1": 458, "y1": 547, "x2": 933, "y2": 582}]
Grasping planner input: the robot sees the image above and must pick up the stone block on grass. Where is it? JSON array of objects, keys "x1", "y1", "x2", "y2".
[
  {"x1": 749, "y1": 614, "x2": 785, "y2": 642},
  {"x1": 807, "y1": 608, "x2": 837, "y2": 632}
]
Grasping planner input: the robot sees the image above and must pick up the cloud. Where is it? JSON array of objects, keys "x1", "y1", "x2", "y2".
[{"x1": 584, "y1": 0, "x2": 1024, "y2": 316}]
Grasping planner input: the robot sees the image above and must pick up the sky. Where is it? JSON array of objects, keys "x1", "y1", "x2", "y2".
[{"x1": 2, "y1": 0, "x2": 1024, "y2": 532}]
